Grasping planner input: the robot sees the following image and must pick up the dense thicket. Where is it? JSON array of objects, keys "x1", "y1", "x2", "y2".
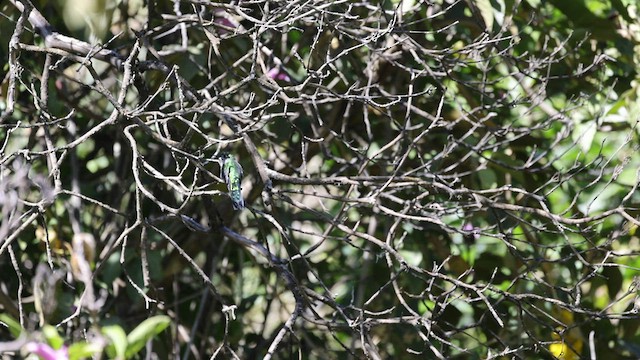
[{"x1": 1, "y1": 0, "x2": 640, "y2": 359}]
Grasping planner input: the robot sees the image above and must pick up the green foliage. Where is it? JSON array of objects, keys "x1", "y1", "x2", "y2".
[
  {"x1": 1, "y1": 314, "x2": 169, "y2": 360},
  {"x1": 0, "y1": 314, "x2": 22, "y2": 338},
  {"x1": 124, "y1": 316, "x2": 171, "y2": 358},
  {"x1": 103, "y1": 325, "x2": 128, "y2": 359}
]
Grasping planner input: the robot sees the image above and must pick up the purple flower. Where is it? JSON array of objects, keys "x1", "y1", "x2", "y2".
[
  {"x1": 215, "y1": 17, "x2": 237, "y2": 30},
  {"x1": 213, "y1": 10, "x2": 239, "y2": 34},
  {"x1": 24, "y1": 342, "x2": 69, "y2": 360},
  {"x1": 462, "y1": 223, "x2": 480, "y2": 240},
  {"x1": 266, "y1": 67, "x2": 291, "y2": 82}
]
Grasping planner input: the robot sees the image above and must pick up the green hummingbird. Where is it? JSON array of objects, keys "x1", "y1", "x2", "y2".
[{"x1": 219, "y1": 153, "x2": 244, "y2": 210}]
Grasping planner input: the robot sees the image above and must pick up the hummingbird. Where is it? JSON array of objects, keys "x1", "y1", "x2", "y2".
[{"x1": 219, "y1": 153, "x2": 244, "y2": 210}]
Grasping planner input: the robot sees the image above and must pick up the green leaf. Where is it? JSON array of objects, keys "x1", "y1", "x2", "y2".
[
  {"x1": 472, "y1": 0, "x2": 494, "y2": 30},
  {"x1": 602, "y1": 266, "x2": 623, "y2": 300},
  {"x1": 87, "y1": 156, "x2": 109, "y2": 173},
  {"x1": 576, "y1": 122, "x2": 597, "y2": 154},
  {"x1": 493, "y1": 0, "x2": 506, "y2": 26},
  {"x1": 68, "y1": 341, "x2": 103, "y2": 360},
  {"x1": 399, "y1": 249, "x2": 423, "y2": 267},
  {"x1": 546, "y1": 0, "x2": 619, "y2": 40},
  {"x1": 76, "y1": 139, "x2": 95, "y2": 158},
  {"x1": 102, "y1": 325, "x2": 128, "y2": 360},
  {"x1": 0, "y1": 314, "x2": 22, "y2": 338},
  {"x1": 125, "y1": 315, "x2": 171, "y2": 358},
  {"x1": 42, "y1": 325, "x2": 65, "y2": 350}
]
